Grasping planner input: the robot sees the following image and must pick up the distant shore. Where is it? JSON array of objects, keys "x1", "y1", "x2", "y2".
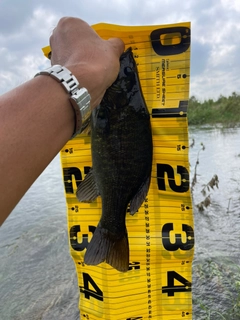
[{"x1": 188, "y1": 92, "x2": 240, "y2": 126}]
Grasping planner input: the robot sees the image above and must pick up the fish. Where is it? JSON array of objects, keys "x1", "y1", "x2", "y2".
[{"x1": 76, "y1": 48, "x2": 153, "y2": 272}]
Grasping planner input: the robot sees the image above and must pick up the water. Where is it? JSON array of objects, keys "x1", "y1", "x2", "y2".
[
  {"x1": 0, "y1": 127, "x2": 240, "y2": 319},
  {"x1": 189, "y1": 126, "x2": 240, "y2": 319},
  {"x1": 0, "y1": 156, "x2": 80, "y2": 320},
  {"x1": 190, "y1": 126, "x2": 240, "y2": 260}
]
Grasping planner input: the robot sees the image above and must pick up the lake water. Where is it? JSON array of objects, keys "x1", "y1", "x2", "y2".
[
  {"x1": 189, "y1": 126, "x2": 240, "y2": 319},
  {"x1": 1, "y1": 126, "x2": 240, "y2": 320}
]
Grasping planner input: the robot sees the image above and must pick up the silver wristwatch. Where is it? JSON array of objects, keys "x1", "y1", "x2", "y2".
[{"x1": 35, "y1": 65, "x2": 91, "y2": 138}]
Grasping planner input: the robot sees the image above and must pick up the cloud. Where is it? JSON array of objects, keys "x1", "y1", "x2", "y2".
[
  {"x1": 221, "y1": 0, "x2": 240, "y2": 13},
  {"x1": 0, "y1": 0, "x2": 240, "y2": 99},
  {"x1": 0, "y1": 6, "x2": 58, "y2": 92},
  {"x1": 0, "y1": 0, "x2": 34, "y2": 35}
]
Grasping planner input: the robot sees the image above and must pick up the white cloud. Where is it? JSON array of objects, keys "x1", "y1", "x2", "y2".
[
  {"x1": 221, "y1": 0, "x2": 240, "y2": 12},
  {"x1": 28, "y1": 7, "x2": 59, "y2": 37},
  {"x1": 0, "y1": 0, "x2": 240, "y2": 99},
  {"x1": 0, "y1": 7, "x2": 59, "y2": 93},
  {"x1": 209, "y1": 44, "x2": 235, "y2": 68}
]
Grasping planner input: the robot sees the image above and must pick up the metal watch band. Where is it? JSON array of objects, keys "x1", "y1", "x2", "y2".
[{"x1": 35, "y1": 65, "x2": 91, "y2": 138}]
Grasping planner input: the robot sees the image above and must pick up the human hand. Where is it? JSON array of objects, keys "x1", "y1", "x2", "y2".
[{"x1": 50, "y1": 17, "x2": 125, "y2": 109}]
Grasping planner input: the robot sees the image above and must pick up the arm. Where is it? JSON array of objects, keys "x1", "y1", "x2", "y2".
[{"x1": 0, "y1": 17, "x2": 124, "y2": 225}]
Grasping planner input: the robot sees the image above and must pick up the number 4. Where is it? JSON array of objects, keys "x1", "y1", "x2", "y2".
[
  {"x1": 79, "y1": 273, "x2": 104, "y2": 301},
  {"x1": 162, "y1": 271, "x2": 191, "y2": 296}
]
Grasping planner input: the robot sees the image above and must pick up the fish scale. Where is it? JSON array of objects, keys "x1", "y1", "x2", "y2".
[{"x1": 76, "y1": 47, "x2": 153, "y2": 272}]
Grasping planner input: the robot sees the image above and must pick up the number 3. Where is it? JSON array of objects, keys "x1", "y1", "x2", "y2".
[{"x1": 162, "y1": 223, "x2": 194, "y2": 251}]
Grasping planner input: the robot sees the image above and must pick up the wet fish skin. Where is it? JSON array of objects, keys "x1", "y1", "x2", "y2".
[{"x1": 76, "y1": 48, "x2": 153, "y2": 272}]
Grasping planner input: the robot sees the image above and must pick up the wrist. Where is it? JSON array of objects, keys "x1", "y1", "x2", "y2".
[
  {"x1": 35, "y1": 65, "x2": 91, "y2": 138},
  {"x1": 64, "y1": 62, "x2": 107, "y2": 109}
]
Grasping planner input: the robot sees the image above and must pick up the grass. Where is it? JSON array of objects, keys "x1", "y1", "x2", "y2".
[
  {"x1": 188, "y1": 92, "x2": 240, "y2": 126},
  {"x1": 193, "y1": 259, "x2": 240, "y2": 320}
]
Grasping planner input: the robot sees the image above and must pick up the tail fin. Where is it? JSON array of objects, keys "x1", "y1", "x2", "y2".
[{"x1": 84, "y1": 225, "x2": 129, "y2": 272}]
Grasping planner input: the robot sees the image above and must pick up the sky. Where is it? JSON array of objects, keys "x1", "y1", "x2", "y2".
[{"x1": 0, "y1": 0, "x2": 240, "y2": 101}]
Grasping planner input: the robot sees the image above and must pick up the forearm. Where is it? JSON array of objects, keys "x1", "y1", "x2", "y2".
[
  {"x1": 0, "y1": 17, "x2": 124, "y2": 225},
  {"x1": 0, "y1": 76, "x2": 75, "y2": 224}
]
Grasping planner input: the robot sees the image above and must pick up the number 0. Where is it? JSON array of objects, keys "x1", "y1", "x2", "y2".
[{"x1": 150, "y1": 27, "x2": 190, "y2": 56}]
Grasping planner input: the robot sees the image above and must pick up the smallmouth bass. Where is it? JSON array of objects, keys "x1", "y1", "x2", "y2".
[{"x1": 76, "y1": 48, "x2": 153, "y2": 272}]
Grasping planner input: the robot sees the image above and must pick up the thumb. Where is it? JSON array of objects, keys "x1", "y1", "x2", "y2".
[{"x1": 107, "y1": 37, "x2": 125, "y2": 57}]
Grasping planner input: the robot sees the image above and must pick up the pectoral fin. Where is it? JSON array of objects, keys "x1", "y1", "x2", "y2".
[
  {"x1": 129, "y1": 176, "x2": 151, "y2": 215},
  {"x1": 76, "y1": 169, "x2": 100, "y2": 202}
]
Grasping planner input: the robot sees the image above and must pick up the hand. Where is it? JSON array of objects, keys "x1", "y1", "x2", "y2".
[{"x1": 50, "y1": 17, "x2": 125, "y2": 109}]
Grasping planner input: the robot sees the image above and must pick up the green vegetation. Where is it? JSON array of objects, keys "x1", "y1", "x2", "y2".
[
  {"x1": 193, "y1": 258, "x2": 240, "y2": 320},
  {"x1": 188, "y1": 92, "x2": 240, "y2": 126}
]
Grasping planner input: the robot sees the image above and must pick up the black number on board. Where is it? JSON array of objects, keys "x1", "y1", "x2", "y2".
[
  {"x1": 69, "y1": 225, "x2": 96, "y2": 251},
  {"x1": 162, "y1": 271, "x2": 191, "y2": 296},
  {"x1": 63, "y1": 166, "x2": 92, "y2": 194},
  {"x1": 157, "y1": 164, "x2": 189, "y2": 192},
  {"x1": 162, "y1": 223, "x2": 194, "y2": 251},
  {"x1": 63, "y1": 167, "x2": 82, "y2": 193},
  {"x1": 128, "y1": 262, "x2": 141, "y2": 270},
  {"x1": 80, "y1": 273, "x2": 103, "y2": 301},
  {"x1": 150, "y1": 26, "x2": 190, "y2": 56}
]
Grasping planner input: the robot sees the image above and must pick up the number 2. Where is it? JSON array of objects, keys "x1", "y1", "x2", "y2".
[{"x1": 157, "y1": 164, "x2": 189, "y2": 193}]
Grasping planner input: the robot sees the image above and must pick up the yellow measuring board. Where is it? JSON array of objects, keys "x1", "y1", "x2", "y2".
[{"x1": 42, "y1": 21, "x2": 193, "y2": 319}]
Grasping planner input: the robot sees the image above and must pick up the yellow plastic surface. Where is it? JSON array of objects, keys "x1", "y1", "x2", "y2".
[{"x1": 43, "y1": 21, "x2": 193, "y2": 319}]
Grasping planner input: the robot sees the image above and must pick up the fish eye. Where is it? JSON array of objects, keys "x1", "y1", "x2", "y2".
[{"x1": 124, "y1": 67, "x2": 132, "y2": 75}]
